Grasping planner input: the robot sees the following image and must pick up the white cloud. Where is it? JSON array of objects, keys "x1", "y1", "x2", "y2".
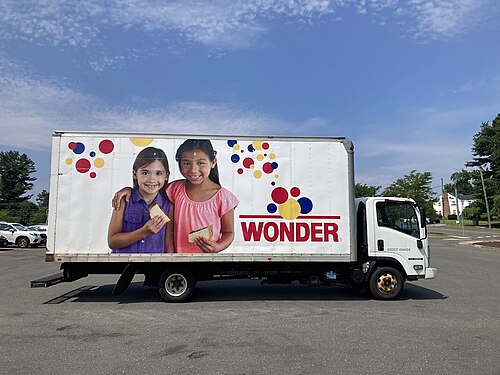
[
  {"x1": 404, "y1": 0, "x2": 485, "y2": 39},
  {"x1": 0, "y1": 0, "x2": 490, "y2": 53},
  {"x1": 0, "y1": 60, "x2": 288, "y2": 150}
]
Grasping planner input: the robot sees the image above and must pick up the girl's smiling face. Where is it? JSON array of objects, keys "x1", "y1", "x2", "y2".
[
  {"x1": 133, "y1": 160, "x2": 168, "y2": 197},
  {"x1": 180, "y1": 149, "x2": 216, "y2": 185}
]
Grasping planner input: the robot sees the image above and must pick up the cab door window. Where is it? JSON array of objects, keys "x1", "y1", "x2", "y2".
[{"x1": 376, "y1": 202, "x2": 420, "y2": 238}]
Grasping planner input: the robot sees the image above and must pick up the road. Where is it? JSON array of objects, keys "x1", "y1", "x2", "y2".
[
  {"x1": 428, "y1": 224, "x2": 500, "y2": 246},
  {"x1": 0, "y1": 236, "x2": 499, "y2": 375}
]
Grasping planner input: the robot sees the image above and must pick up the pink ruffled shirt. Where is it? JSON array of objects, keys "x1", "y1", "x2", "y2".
[{"x1": 166, "y1": 180, "x2": 239, "y2": 253}]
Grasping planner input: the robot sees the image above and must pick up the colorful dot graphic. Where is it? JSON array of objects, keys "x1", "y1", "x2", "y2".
[
  {"x1": 227, "y1": 139, "x2": 279, "y2": 180},
  {"x1": 267, "y1": 186, "x2": 313, "y2": 220},
  {"x1": 66, "y1": 139, "x2": 115, "y2": 179}
]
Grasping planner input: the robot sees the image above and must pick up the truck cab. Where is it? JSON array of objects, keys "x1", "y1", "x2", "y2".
[{"x1": 356, "y1": 197, "x2": 437, "y2": 298}]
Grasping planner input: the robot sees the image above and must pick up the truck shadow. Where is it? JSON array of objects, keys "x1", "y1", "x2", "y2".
[{"x1": 43, "y1": 280, "x2": 447, "y2": 304}]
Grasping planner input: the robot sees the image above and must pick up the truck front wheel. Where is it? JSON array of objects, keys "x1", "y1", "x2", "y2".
[
  {"x1": 159, "y1": 268, "x2": 195, "y2": 303},
  {"x1": 369, "y1": 267, "x2": 403, "y2": 300}
]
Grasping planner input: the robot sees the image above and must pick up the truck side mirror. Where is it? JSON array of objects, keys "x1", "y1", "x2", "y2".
[{"x1": 420, "y1": 208, "x2": 426, "y2": 228}]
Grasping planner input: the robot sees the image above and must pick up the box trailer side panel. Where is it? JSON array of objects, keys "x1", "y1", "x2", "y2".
[{"x1": 47, "y1": 133, "x2": 355, "y2": 261}]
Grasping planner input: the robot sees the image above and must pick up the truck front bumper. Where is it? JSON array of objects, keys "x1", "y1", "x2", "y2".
[{"x1": 425, "y1": 267, "x2": 437, "y2": 279}]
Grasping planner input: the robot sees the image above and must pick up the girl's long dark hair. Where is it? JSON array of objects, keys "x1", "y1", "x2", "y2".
[
  {"x1": 132, "y1": 147, "x2": 169, "y2": 196},
  {"x1": 175, "y1": 139, "x2": 220, "y2": 185}
]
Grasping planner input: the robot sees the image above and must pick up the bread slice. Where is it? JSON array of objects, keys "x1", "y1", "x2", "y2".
[
  {"x1": 188, "y1": 225, "x2": 213, "y2": 243},
  {"x1": 149, "y1": 203, "x2": 170, "y2": 222}
]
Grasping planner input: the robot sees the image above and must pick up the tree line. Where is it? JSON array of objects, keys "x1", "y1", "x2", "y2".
[
  {"x1": 356, "y1": 113, "x2": 500, "y2": 220},
  {"x1": 0, "y1": 151, "x2": 48, "y2": 225}
]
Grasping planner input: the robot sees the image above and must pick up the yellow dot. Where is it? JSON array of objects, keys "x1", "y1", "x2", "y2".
[
  {"x1": 253, "y1": 170, "x2": 262, "y2": 179},
  {"x1": 94, "y1": 157, "x2": 105, "y2": 168},
  {"x1": 256, "y1": 154, "x2": 264, "y2": 161},
  {"x1": 269, "y1": 153, "x2": 276, "y2": 160},
  {"x1": 65, "y1": 158, "x2": 73, "y2": 165},
  {"x1": 279, "y1": 199, "x2": 301, "y2": 220},
  {"x1": 233, "y1": 144, "x2": 240, "y2": 151},
  {"x1": 130, "y1": 138, "x2": 154, "y2": 147},
  {"x1": 250, "y1": 165, "x2": 255, "y2": 169},
  {"x1": 252, "y1": 140, "x2": 264, "y2": 151},
  {"x1": 274, "y1": 174, "x2": 279, "y2": 179}
]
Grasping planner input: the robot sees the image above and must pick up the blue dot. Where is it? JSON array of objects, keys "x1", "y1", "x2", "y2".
[
  {"x1": 231, "y1": 154, "x2": 240, "y2": 163},
  {"x1": 73, "y1": 142, "x2": 85, "y2": 155},
  {"x1": 271, "y1": 181, "x2": 276, "y2": 186},
  {"x1": 90, "y1": 151, "x2": 96, "y2": 157},
  {"x1": 298, "y1": 197, "x2": 313, "y2": 214},
  {"x1": 271, "y1": 162, "x2": 278, "y2": 169},
  {"x1": 267, "y1": 203, "x2": 277, "y2": 214},
  {"x1": 227, "y1": 140, "x2": 237, "y2": 147},
  {"x1": 247, "y1": 145, "x2": 255, "y2": 152}
]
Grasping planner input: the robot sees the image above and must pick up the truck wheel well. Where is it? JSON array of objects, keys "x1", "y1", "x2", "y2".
[{"x1": 369, "y1": 260, "x2": 407, "y2": 279}]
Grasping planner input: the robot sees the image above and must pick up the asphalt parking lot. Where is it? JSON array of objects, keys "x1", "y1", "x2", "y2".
[{"x1": 0, "y1": 239, "x2": 499, "y2": 375}]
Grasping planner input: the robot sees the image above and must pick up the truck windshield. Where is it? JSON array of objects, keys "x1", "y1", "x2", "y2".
[{"x1": 376, "y1": 202, "x2": 420, "y2": 238}]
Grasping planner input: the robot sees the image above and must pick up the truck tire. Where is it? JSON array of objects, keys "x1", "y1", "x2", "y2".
[
  {"x1": 159, "y1": 267, "x2": 195, "y2": 303},
  {"x1": 16, "y1": 237, "x2": 30, "y2": 248},
  {"x1": 369, "y1": 267, "x2": 403, "y2": 300}
]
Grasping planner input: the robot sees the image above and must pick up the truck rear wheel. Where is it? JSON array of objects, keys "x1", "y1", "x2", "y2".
[
  {"x1": 159, "y1": 268, "x2": 195, "y2": 303},
  {"x1": 369, "y1": 267, "x2": 403, "y2": 300}
]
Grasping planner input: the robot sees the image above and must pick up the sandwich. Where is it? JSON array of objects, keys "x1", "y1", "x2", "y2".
[
  {"x1": 149, "y1": 203, "x2": 170, "y2": 222},
  {"x1": 188, "y1": 225, "x2": 213, "y2": 243}
]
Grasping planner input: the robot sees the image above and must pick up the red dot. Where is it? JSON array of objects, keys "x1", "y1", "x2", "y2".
[
  {"x1": 291, "y1": 187, "x2": 300, "y2": 197},
  {"x1": 99, "y1": 139, "x2": 114, "y2": 154},
  {"x1": 90, "y1": 172, "x2": 97, "y2": 178},
  {"x1": 243, "y1": 157, "x2": 254, "y2": 169},
  {"x1": 271, "y1": 187, "x2": 288, "y2": 204},
  {"x1": 262, "y1": 143, "x2": 269, "y2": 150},
  {"x1": 263, "y1": 162, "x2": 274, "y2": 174},
  {"x1": 75, "y1": 158, "x2": 91, "y2": 173},
  {"x1": 68, "y1": 142, "x2": 76, "y2": 150},
  {"x1": 237, "y1": 168, "x2": 244, "y2": 174}
]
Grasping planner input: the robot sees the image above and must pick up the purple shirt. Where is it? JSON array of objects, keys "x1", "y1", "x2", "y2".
[{"x1": 112, "y1": 190, "x2": 171, "y2": 254}]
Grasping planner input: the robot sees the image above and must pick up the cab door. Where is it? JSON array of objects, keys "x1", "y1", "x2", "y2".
[{"x1": 371, "y1": 200, "x2": 427, "y2": 277}]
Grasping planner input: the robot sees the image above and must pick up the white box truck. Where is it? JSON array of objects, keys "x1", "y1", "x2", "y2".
[{"x1": 32, "y1": 132, "x2": 437, "y2": 302}]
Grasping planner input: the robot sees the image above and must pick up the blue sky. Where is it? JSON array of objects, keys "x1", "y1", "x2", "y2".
[{"x1": 0, "y1": 0, "x2": 499, "y2": 199}]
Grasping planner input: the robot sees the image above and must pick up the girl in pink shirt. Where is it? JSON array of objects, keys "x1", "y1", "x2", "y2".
[{"x1": 167, "y1": 139, "x2": 239, "y2": 253}]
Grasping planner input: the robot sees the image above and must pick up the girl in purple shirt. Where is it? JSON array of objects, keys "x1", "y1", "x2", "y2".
[{"x1": 108, "y1": 147, "x2": 173, "y2": 254}]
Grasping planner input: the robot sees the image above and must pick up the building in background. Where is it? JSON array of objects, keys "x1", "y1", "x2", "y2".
[{"x1": 433, "y1": 192, "x2": 475, "y2": 218}]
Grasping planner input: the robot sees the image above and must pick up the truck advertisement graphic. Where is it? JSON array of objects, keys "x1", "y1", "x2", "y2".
[{"x1": 49, "y1": 133, "x2": 353, "y2": 257}]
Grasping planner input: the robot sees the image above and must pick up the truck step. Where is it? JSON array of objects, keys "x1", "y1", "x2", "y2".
[{"x1": 30, "y1": 272, "x2": 65, "y2": 288}]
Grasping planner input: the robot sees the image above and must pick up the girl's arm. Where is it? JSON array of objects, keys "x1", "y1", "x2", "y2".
[
  {"x1": 164, "y1": 205, "x2": 175, "y2": 253},
  {"x1": 195, "y1": 209, "x2": 235, "y2": 253},
  {"x1": 112, "y1": 187, "x2": 132, "y2": 210},
  {"x1": 108, "y1": 205, "x2": 167, "y2": 249}
]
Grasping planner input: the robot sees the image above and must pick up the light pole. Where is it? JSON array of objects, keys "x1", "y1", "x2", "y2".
[{"x1": 479, "y1": 168, "x2": 492, "y2": 229}]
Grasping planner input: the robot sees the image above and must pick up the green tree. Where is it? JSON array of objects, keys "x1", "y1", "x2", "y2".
[
  {"x1": 355, "y1": 183, "x2": 381, "y2": 198},
  {"x1": 36, "y1": 190, "x2": 49, "y2": 207},
  {"x1": 444, "y1": 169, "x2": 476, "y2": 196},
  {"x1": 382, "y1": 170, "x2": 436, "y2": 214},
  {"x1": 466, "y1": 113, "x2": 500, "y2": 217},
  {"x1": 30, "y1": 190, "x2": 49, "y2": 224},
  {"x1": 0, "y1": 151, "x2": 36, "y2": 202}
]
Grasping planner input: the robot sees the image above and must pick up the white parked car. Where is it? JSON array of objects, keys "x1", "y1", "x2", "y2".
[
  {"x1": 27, "y1": 224, "x2": 48, "y2": 232},
  {"x1": 0, "y1": 222, "x2": 46, "y2": 248}
]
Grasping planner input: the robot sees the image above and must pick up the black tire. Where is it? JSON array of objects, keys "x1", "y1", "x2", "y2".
[
  {"x1": 16, "y1": 237, "x2": 30, "y2": 248},
  {"x1": 369, "y1": 267, "x2": 404, "y2": 300},
  {"x1": 159, "y1": 267, "x2": 196, "y2": 303}
]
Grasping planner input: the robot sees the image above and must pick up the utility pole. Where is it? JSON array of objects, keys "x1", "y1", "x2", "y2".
[
  {"x1": 455, "y1": 186, "x2": 465, "y2": 236},
  {"x1": 441, "y1": 178, "x2": 445, "y2": 219},
  {"x1": 479, "y1": 168, "x2": 492, "y2": 229}
]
